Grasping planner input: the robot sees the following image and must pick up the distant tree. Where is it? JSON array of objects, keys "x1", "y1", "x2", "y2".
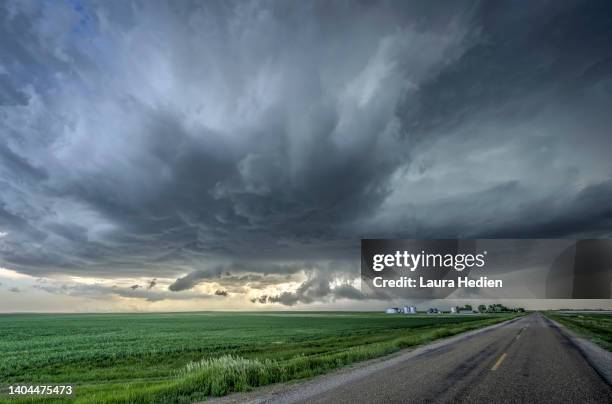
[
  {"x1": 478, "y1": 304, "x2": 487, "y2": 313},
  {"x1": 464, "y1": 304, "x2": 473, "y2": 311}
]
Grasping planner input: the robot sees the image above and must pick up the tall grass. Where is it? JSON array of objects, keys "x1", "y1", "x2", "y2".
[
  {"x1": 547, "y1": 312, "x2": 612, "y2": 351},
  {"x1": 178, "y1": 356, "x2": 283, "y2": 396}
]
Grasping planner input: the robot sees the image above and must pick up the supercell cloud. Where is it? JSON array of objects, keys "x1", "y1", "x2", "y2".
[{"x1": 0, "y1": 0, "x2": 611, "y2": 307}]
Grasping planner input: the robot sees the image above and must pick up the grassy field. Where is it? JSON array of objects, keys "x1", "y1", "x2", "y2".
[
  {"x1": 547, "y1": 312, "x2": 612, "y2": 351},
  {"x1": 0, "y1": 311, "x2": 517, "y2": 403}
]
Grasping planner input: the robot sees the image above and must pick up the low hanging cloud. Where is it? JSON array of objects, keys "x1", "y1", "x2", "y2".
[
  {"x1": 34, "y1": 282, "x2": 214, "y2": 303},
  {"x1": 257, "y1": 271, "x2": 368, "y2": 306},
  {"x1": 250, "y1": 295, "x2": 269, "y2": 304},
  {"x1": 168, "y1": 262, "x2": 312, "y2": 292},
  {"x1": 168, "y1": 268, "x2": 224, "y2": 292}
]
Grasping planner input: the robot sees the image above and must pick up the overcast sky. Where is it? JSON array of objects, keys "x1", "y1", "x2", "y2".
[{"x1": 1, "y1": 0, "x2": 611, "y2": 312}]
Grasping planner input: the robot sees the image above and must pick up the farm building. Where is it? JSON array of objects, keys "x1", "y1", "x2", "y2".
[
  {"x1": 403, "y1": 306, "x2": 417, "y2": 314},
  {"x1": 385, "y1": 307, "x2": 400, "y2": 314}
]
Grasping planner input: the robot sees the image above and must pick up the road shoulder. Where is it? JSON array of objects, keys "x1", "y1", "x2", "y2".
[{"x1": 544, "y1": 315, "x2": 612, "y2": 385}]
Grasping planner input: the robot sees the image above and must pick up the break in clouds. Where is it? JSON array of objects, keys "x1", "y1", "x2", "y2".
[{"x1": 1, "y1": 0, "x2": 611, "y2": 307}]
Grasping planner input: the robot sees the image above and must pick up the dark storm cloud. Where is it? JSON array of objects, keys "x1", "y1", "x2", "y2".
[{"x1": 1, "y1": 0, "x2": 611, "y2": 306}]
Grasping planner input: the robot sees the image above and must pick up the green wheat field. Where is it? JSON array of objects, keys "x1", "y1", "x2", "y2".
[
  {"x1": 547, "y1": 312, "x2": 612, "y2": 351},
  {"x1": 1, "y1": 312, "x2": 515, "y2": 403}
]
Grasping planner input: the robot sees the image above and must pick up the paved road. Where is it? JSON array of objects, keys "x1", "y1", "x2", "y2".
[{"x1": 240, "y1": 313, "x2": 612, "y2": 404}]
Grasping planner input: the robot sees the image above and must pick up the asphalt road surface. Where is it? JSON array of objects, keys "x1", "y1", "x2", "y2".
[{"x1": 239, "y1": 313, "x2": 612, "y2": 404}]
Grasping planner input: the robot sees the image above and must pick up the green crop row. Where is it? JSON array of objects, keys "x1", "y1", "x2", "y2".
[{"x1": 546, "y1": 312, "x2": 612, "y2": 351}]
